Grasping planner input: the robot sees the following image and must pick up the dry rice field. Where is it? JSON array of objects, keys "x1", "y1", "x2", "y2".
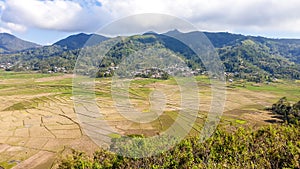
[{"x1": 0, "y1": 71, "x2": 299, "y2": 168}]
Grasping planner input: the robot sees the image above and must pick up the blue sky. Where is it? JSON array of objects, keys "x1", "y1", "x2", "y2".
[{"x1": 1, "y1": 0, "x2": 300, "y2": 45}]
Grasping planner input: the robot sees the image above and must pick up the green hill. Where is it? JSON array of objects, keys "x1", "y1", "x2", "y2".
[
  {"x1": 54, "y1": 33, "x2": 109, "y2": 50},
  {"x1": 1, "y1": 31, "x2": 300, "y2": 81}
]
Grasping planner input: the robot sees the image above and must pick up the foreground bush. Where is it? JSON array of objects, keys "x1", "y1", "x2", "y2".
[
  {"x1": 59, "y1": 124, "x2": 300, "y2": 169},
  {"x1": 271, "y1": 97, "x2": 300, "y2": 124}
]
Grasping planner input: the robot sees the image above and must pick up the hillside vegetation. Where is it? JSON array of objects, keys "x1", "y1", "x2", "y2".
[
  {"x1": 59, "y1": 124, "x2": 300, "y2": 169},
  {"x1": 1, "y1": 31, "x2": 300, "y2": 82}
]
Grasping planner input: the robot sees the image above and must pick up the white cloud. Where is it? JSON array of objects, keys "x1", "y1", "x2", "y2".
[
  {"x1": 1, "y1": 0, "x2": 109, "y2": 32},
  {"x1": 0, "y1": 1, "x2": 5, "y2": 11},
  {"x1": 0, "y1": 0, "x2": 300, "y2": 36},
  {"x1": 6, "y1": 22, "x2": 26, "y2": 32},
  {"x1": 98, "y1": 0, "x2": 300, "y2": 34},
  {"x1": 0, "y1": 26, "x2": 12, "y2": 33}
]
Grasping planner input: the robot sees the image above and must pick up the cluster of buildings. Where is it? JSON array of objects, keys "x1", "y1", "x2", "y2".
[
  {"x1": 48, "y1": 67, "x2": 68, "y2": 73},
  {"x1": 113, "y1": 64, "x2": 204, "y2": 79},
  {"x1": 133, "y1": 67, "x2": 168, "y2": 79},
  {"x1": 1, "y1": 62, "x2": 238, "y2": 83},
  {"x1": 164, "y1": 65, "x2": 202, "y2": 77},
  {"x1": 0, "y1": 62, "x2": 69, "y2": 74},
  {"x1": 0, "y1": 63, "x2": 13, "y2": 70}
]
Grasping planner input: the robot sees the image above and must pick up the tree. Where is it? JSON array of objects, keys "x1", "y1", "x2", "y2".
[{"x1": 271, "y1": 97, "x2": 300, "y2": 124}]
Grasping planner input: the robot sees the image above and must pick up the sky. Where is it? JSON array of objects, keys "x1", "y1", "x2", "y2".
[{"x1": 0, "y1": 0, "x2": 300, "y2": 45}]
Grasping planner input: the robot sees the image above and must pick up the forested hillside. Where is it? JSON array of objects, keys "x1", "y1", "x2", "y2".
[
  {"x1": 54, "y1": 33, "x2": 109, "y2": 50},
  {"x1": 1, "y1": 31, "x2": 300, "y2": 81}
]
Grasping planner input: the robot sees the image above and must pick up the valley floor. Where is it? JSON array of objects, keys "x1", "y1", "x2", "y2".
[{"x1": 0, "y1": 71, "x2": 299, "y2": 168}]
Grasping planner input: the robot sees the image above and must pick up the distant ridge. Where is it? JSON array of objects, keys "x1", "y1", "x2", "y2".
[
  {"x1": 163, "y1": 29, "x2": 182, "y2": 36},
  {"x1": 2, "y1": 30, "x2": 300, "y2": 80},
  {"x1": 0, "y1": 33, "x2": 40, "y2": 53},
  {"x1": 143, "y1": 31, "x2": 158, "y2": 35},
  {"x1": 53, "y1": 33, "x2": 109, "y2": 50}
]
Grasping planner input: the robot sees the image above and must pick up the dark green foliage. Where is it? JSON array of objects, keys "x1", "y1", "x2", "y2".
[
  {"x1": 219, "y1": 39, "x2": 300, "y2": 80},
  {"x1": 54, "y1": 33, "x2": 108, "y2": 50},
  {"x1": 59, "y1": 150, "x2": 93, "y2": 169},
  {"x1": 59, "y1": 124, "x2": 300, "y2": 169},
  {"x1": 272, "y1": 97, "x2": 300, "y2": 124},
  {"x1": 0, "y1": 45, "x2": 78, "y2": 73},
  {"x1": 203, "y1": 32, "x2": 247, "y2": 48},
  {"x1": 151, "y1": 33, "x2": 199, "y2": 61}
]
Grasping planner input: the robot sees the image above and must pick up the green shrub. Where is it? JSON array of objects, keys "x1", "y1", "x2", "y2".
[{"x1": 59, "y1": 124, "x2": 300, "y2": 169}]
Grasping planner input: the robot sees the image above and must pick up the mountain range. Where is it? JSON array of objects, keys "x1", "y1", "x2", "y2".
[
  {"x1": 0, "y1": 33, "x2": 40, "y2": 53},
  {"x1": 54, "y1": 33, "x2": 108, "y2": 50},
  {"x1": 1, "y1": 30, "x2": 300, "y2": 81}
]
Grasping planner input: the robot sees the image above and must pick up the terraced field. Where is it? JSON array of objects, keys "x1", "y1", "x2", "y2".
[
  {"x1": 0, "y1": 71, "x2": 299, "y2": 168},
  {"x1": 0, "y1": 72, "x2": 98, "y2": 169}
]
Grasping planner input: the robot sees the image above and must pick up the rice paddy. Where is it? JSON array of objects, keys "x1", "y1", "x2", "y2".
[{"x1": 0, "y1": 70, "x2": 299, "y2": 168}]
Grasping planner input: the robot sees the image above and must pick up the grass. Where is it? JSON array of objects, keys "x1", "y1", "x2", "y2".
[
  {"x1": 235, "y1": 119, "x2": 247, "y2": 124},
  {"x1": 234, "y1": 81, "x2": 300, "y2": 102},
  {"x1": 0, "y1": 85, "x2": 12, "y2": 90},
  {"x1": 0, "y1": 161, "x2": 16, "y2": 169},
  {"x1": 195, "y1": 75, "x2": 211, "y2": 84},
  {"x1": 0, "y1": 85, "x2": 72, "y2": 96},
  {"x1": 130, "y1": 78, "x2": 160, "y2": 86},
  {"x1": 4, "y1": 101, "x2": 36, "y2": 111},
  {"x1": 108, "y1": 133, "x2": 122, "y2": 139},
  {"x1": 0, "y1": 72, "x2": 73, "y2": 96},
  {"x1": 129, "y1": 87, "x2": 153, "y2": 100},
  {"x1": 3, "y1": 96, "x2": 54, "y2": 111},
  {"x1": 0, "y1": 70, "x2": 62, "y2": 79}
]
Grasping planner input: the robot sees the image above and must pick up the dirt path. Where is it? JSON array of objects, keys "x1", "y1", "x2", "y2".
[{"x1": 12, "y1": 151, "x2": 56, "y2": 169}]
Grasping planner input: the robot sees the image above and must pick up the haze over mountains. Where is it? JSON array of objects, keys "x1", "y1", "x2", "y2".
[{"x1": 1, "y1": 30, "x2": 300, "y2": 81}]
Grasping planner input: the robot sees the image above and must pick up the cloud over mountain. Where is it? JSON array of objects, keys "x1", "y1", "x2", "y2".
[
  {"x1": 98, "y1": 0, "x2": 300, "y2": 33},
  {"x1": 0, "y1": 0, "x2": 300, "y2": 37},
  {"x1": 1, "y1": 0, "x2": 109, "y2": 32}
]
